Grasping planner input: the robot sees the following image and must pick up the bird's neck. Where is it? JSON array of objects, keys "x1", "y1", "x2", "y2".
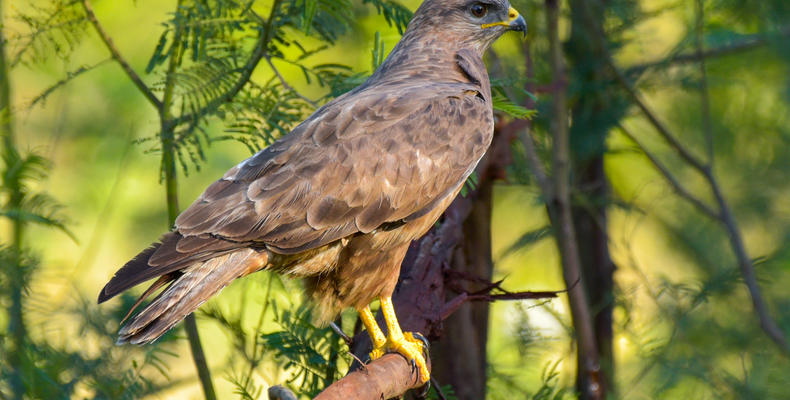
[{"x1": 369, "y1": 31, "x2": 486, "y2": 86}]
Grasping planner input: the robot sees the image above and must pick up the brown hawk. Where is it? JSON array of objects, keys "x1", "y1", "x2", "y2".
[{"x1": 99, "y1": 0, "x2": 525, "y2": 383}]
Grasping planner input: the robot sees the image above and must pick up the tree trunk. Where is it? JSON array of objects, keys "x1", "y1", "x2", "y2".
[
  {"x1": 566, "y1": 0, "x2": 621, "y2": 395},
  {"x1": 433, "y1": 179, "x2": 493, "y2": 400}
]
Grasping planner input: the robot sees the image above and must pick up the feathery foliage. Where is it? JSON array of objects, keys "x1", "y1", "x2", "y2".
[
  {"x1": 259, "y1": 303, "x2": 349, "y2": 397},
  {"x1": 9, "y1": 0, "x2": 88, "y2": 67},
  {"x1": 0, "y1": 138, "x2": 175, "y2": 399}
]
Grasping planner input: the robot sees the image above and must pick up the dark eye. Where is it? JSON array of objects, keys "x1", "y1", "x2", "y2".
[{"x1": 470, "y1": 2, "x2": 488, "y2": 18}]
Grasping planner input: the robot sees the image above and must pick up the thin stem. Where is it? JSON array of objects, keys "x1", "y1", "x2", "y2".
[
  {"x1": 519, "y1": 129, "x2": 551, "y2": 198},
  {"x1": 625, "y1": 26, "x2": 790, "y2": 76},
  {"x1": 614, "y1": 59, "x2": 709, "y2": 173},
  {"x1": 617, "y1": 125, "x2": 719, "y2": 220},
  {"x1": 81, "y1": 0, "x2": 162, "y2": 109},
  {"x1": 245, "y1": 273, "x2": 274, "y2": 381},
  {"x1": 157, "y1": 0, "x2": 217, "y2": 397},
  {"x1": 694, "y1": 0, "x2": 714, "y2": 164},
  {"x1": 266, "y1": 56, "x2": 318, "y2": 108},
  {"x1": 0, "y1": 0, "x2": 27, "y2": 396},
  {"x1": 545, "y1": 1, "x2": 602, "y2": 398},
  {"x1": 515, "y1": 35, "x2": 552, "y2": 207},
  {"x1": 709, "y1": 171, "x2": 790, "y2": 353}
]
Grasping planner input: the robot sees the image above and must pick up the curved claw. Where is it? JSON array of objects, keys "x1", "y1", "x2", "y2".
[
  {"x1": 398, "y1": 332, "x2": 430, "y2": 383},
  {"x1": 362, "y1": 298, "x2": 432, "y2": 383},
  {"x1": 411, "y1": 332, "x2": 430, "y2": 353}
]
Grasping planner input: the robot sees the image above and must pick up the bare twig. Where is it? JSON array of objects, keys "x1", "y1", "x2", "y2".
[
  {"x1": 155, "y1": 1, "x2": 217, "y2": 398},
  {"x1": 614, "y1": 61, "x2": 709, "y2": 173},
  {"x1": 519, "y1": 128, "x2": 551, "y2": 196},
  {"x1": 710, "y1": 173, "x2": 790, "y2": 352},
  {"x1": 80, "y1": 0, "x2": 162, "y2": 109},
  {"x1": 439, "y1": 289, "x2": 560, "y2": 321},
  {"x1": 29, "y1": 58, "x2": 111, "y2": 108},
  {"x1": 430, "y1": 376, "x2": 448, "y2": 400},
  {"x1": 329, "y1": 322, "x2": 352, "y2": 346}
]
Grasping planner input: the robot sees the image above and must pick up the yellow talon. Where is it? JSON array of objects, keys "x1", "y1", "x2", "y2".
[{"x1": 356, "y1": 298, "x2": 430, "y2": 383}]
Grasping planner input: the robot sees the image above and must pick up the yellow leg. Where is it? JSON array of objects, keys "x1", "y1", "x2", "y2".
[
  {"x1": 379, "y1": 297, "x2": 430, "y2": 383},
  {"x1": 357, "y1": 305, "x2": 386, "y2": 359}
]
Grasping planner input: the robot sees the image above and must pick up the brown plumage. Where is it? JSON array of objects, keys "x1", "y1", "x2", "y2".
[{"x1": 99, "y1": 0, "x2": 526, "y2": 346}]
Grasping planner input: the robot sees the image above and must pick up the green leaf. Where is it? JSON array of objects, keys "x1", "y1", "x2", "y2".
[
  {"x1": 492, "y1": 93, "x2": 536, "y2": 120},
  {"x1": 499, "y1": 225, "x2": 553, "y2": 258},
  {"x1": 302, "y1": 0, "x2": 319, "y2": 34}
]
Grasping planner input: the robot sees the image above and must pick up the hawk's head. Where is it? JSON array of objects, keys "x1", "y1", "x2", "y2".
[{"x1": 409, "y1": 0, "x2": 527, "y2": 52}]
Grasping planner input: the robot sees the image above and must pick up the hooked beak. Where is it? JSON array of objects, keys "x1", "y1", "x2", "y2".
[
  {"x1": 481, "y1": 7, "x2": 527, "y2": 38},
  {"x1": 509, "y1": 13, "x2": 527, "y2": 37}
]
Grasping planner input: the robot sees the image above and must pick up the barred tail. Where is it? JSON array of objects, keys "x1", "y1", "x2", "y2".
[{"x1": 117, "y1": 248, "x2": 268, "y2": 345}]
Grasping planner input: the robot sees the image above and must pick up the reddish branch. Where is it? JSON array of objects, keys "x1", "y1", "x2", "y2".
[{"x1": 314, "y1": 354, "x2": 428, "y2": 400}]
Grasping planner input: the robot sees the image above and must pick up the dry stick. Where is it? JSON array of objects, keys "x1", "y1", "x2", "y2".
[
  {"x1": 586, "y1": 1, "x2": 790, "y2": 354},
  {"x1": 545, "y1": 1, "x2": 602, "y2": 398}
]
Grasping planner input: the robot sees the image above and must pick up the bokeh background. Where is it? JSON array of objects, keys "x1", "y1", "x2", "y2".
[{"x1": 2, "y1": 0, "x2": 790, "y2": 398}]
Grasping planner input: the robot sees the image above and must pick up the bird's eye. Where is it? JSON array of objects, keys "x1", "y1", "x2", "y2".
[{"x1": 469, "y1": 2, "x2": 488, "y2": 18}]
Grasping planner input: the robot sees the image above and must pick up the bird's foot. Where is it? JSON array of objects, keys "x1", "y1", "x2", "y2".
[{"x1": 370, "y1": 331, "x2": 430, "y2": 383}]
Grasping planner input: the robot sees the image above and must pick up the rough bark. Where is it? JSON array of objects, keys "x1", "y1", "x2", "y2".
[{"x1": 315, "y1": 354, "x2": 429, "y2": 400}]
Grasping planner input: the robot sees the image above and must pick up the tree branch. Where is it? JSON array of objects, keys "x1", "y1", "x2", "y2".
[
  {"x1": 314, "y1": 353, "x2": 428, "y2": 400},
  {"x1": 709, "y1": 169, "x2": 790, "y2": 353},
  {"x1": 625, "y1": 27, "x2": 790, "y2": 76},
  {"x1": 80, "y1": 0, "x2": 162, "y2": 109},
  {"x1": 266, "y1": 56, "x2": 318, "y2": 108},
  {"x1": 617, "y1": 125, "x2": 719, "y2": 220}
]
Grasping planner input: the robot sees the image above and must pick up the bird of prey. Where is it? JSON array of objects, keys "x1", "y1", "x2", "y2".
[{"x1": 99, "y1": 0, "x2": 526, "y2": 383}]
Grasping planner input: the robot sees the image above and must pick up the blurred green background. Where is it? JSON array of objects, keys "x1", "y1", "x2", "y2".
[{"x1": 2, "y1": 0, "x2": 790, "y2": 398}]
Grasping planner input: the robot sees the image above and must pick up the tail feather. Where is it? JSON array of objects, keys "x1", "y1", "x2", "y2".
[
  {"x1": 117, "y1": 248, "x2": 268, "y2": 345},
  {"x1": 98, "y1": 232, "x2": 238, "y2": 304},
  {"x1": 121, "y1": 272, "x2": 180, "y2": 324}
]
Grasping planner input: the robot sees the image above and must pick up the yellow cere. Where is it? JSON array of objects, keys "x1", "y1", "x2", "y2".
[{"x1": 481, "y1": 7, "x2": 520, "y2": 29}]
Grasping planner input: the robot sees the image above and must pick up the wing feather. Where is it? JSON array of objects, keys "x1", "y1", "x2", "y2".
[{"x1": 175, "y1": 67, "x2": 493, "y2": 254}]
